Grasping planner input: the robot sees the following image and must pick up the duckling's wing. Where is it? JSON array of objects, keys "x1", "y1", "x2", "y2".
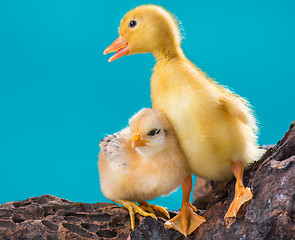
[{"x1": 220, "y1": 93, "x2": 257, "y2": 130}]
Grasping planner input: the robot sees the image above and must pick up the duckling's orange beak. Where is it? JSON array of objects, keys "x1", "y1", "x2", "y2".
[
  {"x1": 103, "y1": 35, "x2": 129, "y2": 62},
  {"x1": 132, "y1": 129, "x2": 149, "y2": 148}
]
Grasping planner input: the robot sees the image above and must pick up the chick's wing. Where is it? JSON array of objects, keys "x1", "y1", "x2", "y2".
[{"x1": 100, "y1": 127, "x2": 132, "y2": 163}]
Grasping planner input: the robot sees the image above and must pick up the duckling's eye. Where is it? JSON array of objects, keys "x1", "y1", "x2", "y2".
[
  {"x1": 147, "y1": 129, "x2": 158, "y2": 136},
  {"x1": 129, "y1": 20, "x2": 137, "y2": 28}
]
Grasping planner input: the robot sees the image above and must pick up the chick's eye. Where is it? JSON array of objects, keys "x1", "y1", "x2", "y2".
[
  {"x1": 147, "y1": 129, "x2": 157, "y2": 136},
  {"x1": 129, "y1": 20, "x2": 137, "y2": 28}
]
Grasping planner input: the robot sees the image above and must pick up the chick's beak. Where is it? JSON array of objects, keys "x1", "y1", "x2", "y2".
[
  {"x1": 132, "y1": 130, "x2": 149, "y2": 148},
  {"x1": 103, "y1": 35, "x2": 129, "y2": 62}
]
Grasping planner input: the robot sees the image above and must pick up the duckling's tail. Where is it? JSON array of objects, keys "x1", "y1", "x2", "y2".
[{"x1": 244, "y1": 146, "x2": 267, "y2": 168}]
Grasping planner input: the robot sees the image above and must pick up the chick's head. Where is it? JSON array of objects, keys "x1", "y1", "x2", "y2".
[
  {"x1": 104, "y1": 5, "x2": 182, "y2": 61},
  {"x1": 129, "y1": 108, "x2": 174, "y2": 157}
]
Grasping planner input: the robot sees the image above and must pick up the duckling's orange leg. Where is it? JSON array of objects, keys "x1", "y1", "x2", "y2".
[
  {"x1": 164, "y1": 175, "x2": 206, "y2": 237},
  {"x1": 225, "y1": 160, "x2": 253, "y2": 218},
  {"x1": 114, "y1": 200, "x2": 157, "y2": 230}
]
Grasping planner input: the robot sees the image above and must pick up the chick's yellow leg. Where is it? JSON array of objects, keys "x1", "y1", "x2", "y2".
[
  {"x1": 114, "y1": 200, "x2": 157, "y2": 230},
  {"x1": 139, "y1": 201, "x2": 170, "y2": 219},
  {"x1": 164, "y1": 175, "x2": 206, "y2": 237},
  {"x1": 225, "y1": 161, "x2": 253, "y2": 218}
]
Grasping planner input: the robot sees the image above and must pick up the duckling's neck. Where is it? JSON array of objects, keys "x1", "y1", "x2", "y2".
[{"x1": 153, "y1": 45, "x2": 185, "y2": 61}]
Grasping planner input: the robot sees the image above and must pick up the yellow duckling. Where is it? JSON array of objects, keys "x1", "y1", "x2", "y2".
[
  {"x1": 104, "y1": 5, "x2": 265, "y2": 236},
  {"x1": 98, "y1": 108, "x2": 189, "y2": 230}
]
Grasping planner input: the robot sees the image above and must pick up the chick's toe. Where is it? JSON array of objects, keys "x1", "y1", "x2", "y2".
[{"x1": 114, "y1": 200, "x2": 157, "y2": 230}]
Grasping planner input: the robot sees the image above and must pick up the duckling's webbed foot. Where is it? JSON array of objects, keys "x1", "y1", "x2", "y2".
[
  {"x1": 139, "y1": 201, "x2": 170, "y2": 219},
  {"x1": 113, "y1": 200, "x2": 157, "y2": 230},
  {"x1": 164, "y1": 175, "x2": 206, "y2": 237},
  {"x1": 225, "y1": 160, "x2": 253, "y2": 218}
]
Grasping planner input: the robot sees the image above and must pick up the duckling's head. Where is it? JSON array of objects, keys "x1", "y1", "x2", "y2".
[
  {"x1": 104, "y1": 5, "x2": 182, "y2": 61},
  {"x1": 129, "y1": 108, "x2": 175, "y2": 157}
]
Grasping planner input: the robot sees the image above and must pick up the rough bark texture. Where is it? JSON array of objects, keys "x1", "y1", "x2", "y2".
[{"x1": 0, "y1": 122, "x2": 294, "y2": 240}]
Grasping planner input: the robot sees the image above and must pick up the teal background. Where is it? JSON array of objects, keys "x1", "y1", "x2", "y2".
[{"x1": 0, "y1": 0, "x2": 294, "y2": 210}]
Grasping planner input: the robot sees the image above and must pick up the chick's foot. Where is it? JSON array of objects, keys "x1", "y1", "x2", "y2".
[
  {"x1": 139, "y1": 201, "x2": 170, "y2": 219},
  {"x1": 114, "y1": 200, "x2": 157, "y2": 230},
  {"x1": 164, "y1": 175, "x2": 206, "y2": 237}
]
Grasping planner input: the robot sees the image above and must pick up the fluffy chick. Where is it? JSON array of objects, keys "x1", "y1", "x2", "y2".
[
  {"x1": 104, "y1": 5, "x2": 265, "y2": 236},
  {"x1": 98, "y1": 108, "x2": 189, "y2": 230}
]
